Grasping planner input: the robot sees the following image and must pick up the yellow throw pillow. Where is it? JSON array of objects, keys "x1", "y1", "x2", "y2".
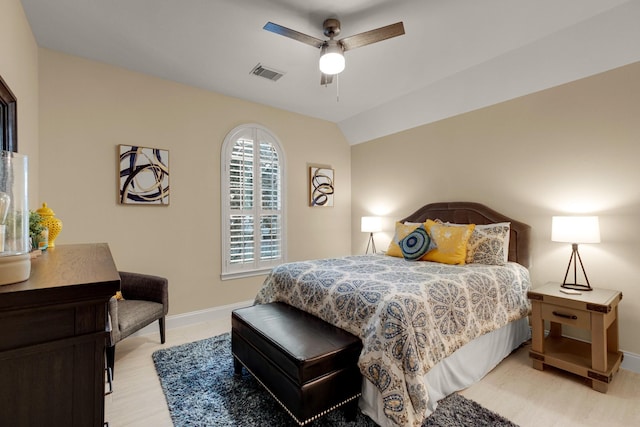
[
  {"x1": 115, "y1": 291, "x2": 124, "y2": 300},
  {"x1": 386, "y1": 221, "x2": 426, "y2": 258},
  {"x1": 423, "y1": 220, "x2": 475, "y2": 265}
]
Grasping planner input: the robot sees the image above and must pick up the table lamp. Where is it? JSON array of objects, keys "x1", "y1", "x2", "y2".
[
  {"x1": 361, "y1": 216, "x2": 382, "y2": 254},
  {"x1": 551, "y1": 216, "x2": 600, "y2": 291}
]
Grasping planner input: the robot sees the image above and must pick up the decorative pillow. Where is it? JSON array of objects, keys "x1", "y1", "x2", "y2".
[
  {"x1": 386, "y1": 221, "x2": 425, "y2": 258},
  {"x1": 423, "y1": 220, "x2": 475, "y2": 265},
  {"x1": 466, "y1": 222, "x2": 511, "y2": 265},
  {"x1": 445, "y1": 221, "x2": 511, "y2": 265},
  {"x1": 399, "y1": 224, "x2": 435, "y2": 260},
  {"x1": 115, "y1": 291, "x2": 124, "y2": 300}
]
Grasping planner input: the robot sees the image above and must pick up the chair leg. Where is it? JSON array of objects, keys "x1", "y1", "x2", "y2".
[
  {"x1": 106, "y1": 345, "x2": 115, "y2": 379},
  {"x1": 159, "y1": 316, "x2": 166, "y2": 344}
]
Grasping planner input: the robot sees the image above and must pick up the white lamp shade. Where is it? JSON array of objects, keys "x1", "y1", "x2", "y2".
[
  {"x1": 361, "y1": 216, "x2": 382, "y2": 233},
  {"x1": 319, "y1": 40, "x2": 345, "y2": 75},
  {"x1": 551, "y1": 216, "x2": 600, "y2": 244}
]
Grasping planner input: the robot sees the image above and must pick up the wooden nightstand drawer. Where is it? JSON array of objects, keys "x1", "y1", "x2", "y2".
[{"x1": 541, "y1": 303, "x2": 590, "y2": 329}]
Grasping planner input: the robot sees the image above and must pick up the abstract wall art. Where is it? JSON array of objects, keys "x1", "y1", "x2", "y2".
[
  {"x1": 309, "y1": 166, "x2": 334, "y2": 207},
  {"x1": 118, "y1": 145, "x2": 170, "y2": 205}
]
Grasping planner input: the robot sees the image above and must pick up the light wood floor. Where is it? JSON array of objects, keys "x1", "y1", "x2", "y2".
[{"x1": 105, "y1": 320, "x2": 640, "y2": 427}]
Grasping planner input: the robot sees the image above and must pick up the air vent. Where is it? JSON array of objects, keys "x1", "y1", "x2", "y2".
[{"x1": 250, "y1": 64, "x2": 285, "y2": 82}]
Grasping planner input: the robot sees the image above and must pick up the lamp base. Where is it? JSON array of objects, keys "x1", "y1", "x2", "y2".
[
  {"x1": 560, "y1": 243, "x2": 594, "y2": 291},
  {"x1": 365, "y1": 233, "x2": 377, "y2": 254},
  {"x1": 561, "y1": 282, "x2": 592, "y2": 291}
]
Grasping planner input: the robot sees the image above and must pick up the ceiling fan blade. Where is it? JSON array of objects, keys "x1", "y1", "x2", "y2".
[
  {"x1": 339, "y1": 22, "x2": 405, "y2": 51},
  {"x1": 320, "y1": 73, "x2": 334, "y2": 85},
  {"x1": 263, "y1": 22, "x2": 324, "y2": 49}
]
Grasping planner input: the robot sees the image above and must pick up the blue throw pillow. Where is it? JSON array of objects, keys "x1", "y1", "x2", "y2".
[{"x1": 399, "y1": 224, "x2": 434, "y2": 260}]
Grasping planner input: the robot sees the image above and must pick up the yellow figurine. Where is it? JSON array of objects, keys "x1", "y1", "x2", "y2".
[{"x1": 36, "y1": 202, "x2": 63, "y2": 247}]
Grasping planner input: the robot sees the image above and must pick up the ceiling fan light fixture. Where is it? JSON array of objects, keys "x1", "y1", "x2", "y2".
[
  {"x1": 319, "y1": 40, "x2": 345, "y2": 75},
  {"x1": 264, "y1": 19, "x2": 404, "y2": 84}
]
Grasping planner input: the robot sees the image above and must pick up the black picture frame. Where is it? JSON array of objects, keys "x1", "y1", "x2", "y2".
[{"x1": 0, "y1": 74, "x2": 17, "y2": 153}]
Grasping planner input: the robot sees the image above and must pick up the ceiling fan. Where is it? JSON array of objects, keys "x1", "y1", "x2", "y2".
[{"x1": 264, "y1": 18, "x2": 405, "y2": 85}]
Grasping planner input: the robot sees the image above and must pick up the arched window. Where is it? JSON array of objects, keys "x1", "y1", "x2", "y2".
[{"x1": 221, "y1": 124, "x2": 286, "y2": 279}]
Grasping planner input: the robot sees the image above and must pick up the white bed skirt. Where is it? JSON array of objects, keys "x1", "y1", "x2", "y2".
[{"x1": 359, "y1": 317, "x2": 530, "y2": 427}]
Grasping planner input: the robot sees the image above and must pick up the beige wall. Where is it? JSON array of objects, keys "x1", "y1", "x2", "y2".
[
  {"x1": 38, "y1": 49, "x2": 351, "y2": 314},
  {"x1": 351, "y1": 62, "x2": 640, "y2": 355},
  {"x1": 0, "y1": 0, "x2": 39, "y2": 205}
]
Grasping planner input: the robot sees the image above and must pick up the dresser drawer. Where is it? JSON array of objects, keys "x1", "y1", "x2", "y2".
[{"x1": 541, "y1": 303, "x2": 590, "y2": 329}]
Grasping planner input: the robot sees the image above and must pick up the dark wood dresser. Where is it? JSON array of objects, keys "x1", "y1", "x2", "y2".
[{"x1": 0, "y1": 243, "x2": 120, "y2": 426}]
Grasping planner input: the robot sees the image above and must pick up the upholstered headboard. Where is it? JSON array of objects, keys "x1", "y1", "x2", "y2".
[{"x1": 400, "y1": 201, "x2": 531, "y2": 268}]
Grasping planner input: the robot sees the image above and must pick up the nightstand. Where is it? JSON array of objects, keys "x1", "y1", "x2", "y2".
[{"x1": 528, "y1": 282, "x2": 623, "y2": 392}]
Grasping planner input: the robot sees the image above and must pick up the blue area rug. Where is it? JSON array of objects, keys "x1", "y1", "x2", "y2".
[{"x1": 152, "y1": 333, "x2": 518, "y2": 426}]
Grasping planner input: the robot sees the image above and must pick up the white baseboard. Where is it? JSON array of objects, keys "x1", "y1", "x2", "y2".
[
  {"x1": 133, "y1": 302, "x2": 640, "y2": 374},
  {"x1": 621, "y1": 351, "x2": 640, "y2": 373},
  {"x1": 130, "y1": 299, "x2": 253, "y2": 338}
]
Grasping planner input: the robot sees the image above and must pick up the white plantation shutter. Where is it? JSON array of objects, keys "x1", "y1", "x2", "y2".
[
  {"x1": 259, "y1": 142, "x2": 281, "y2": 261},
  {"x1": 222, "y1": 124, "x2": 286, "y2": 278}
]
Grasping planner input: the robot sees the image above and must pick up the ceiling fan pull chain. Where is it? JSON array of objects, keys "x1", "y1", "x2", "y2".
[{"x1": 336, "y1": 74, "x2": 340, "y2": 103}]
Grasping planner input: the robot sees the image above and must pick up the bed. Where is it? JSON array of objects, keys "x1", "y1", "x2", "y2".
[{"x1": 254, "y1": 202, "x2": 532, "y2": 427}]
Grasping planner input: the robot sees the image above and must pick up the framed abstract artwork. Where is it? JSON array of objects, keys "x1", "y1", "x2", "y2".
[
  {"x1": 309, "y1": 166, "x2": 334, "y2": 207},
  {"x1": 118, "y1": 145, "x2": 170, "y2": 205}
]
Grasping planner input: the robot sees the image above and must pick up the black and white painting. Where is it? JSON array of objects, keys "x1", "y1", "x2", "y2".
[
  {"x1": 309, "y1": 166, "x2": 334, "y2": 207},
  {"x1": 119, "y1": 145, "x2": 170, "y2": 205}
]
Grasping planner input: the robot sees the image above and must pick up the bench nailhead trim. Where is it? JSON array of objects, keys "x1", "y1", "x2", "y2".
[{"x1": 234, "y1": 354, "x2": 362, "y2": 426}]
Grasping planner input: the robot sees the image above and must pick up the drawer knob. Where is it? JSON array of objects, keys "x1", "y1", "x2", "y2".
[{"x1": 552, "y1": 311, "x2": 578, "y2": 320}]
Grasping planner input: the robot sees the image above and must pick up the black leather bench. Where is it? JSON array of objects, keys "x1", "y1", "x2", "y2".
[{"x1": 231, "y1": 302, "x2": 363, "y2": 425}]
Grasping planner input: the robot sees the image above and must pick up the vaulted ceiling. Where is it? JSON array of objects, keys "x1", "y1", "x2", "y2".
[{"x1": 20, "y1": 0, "x2": 640, "y2": 144}]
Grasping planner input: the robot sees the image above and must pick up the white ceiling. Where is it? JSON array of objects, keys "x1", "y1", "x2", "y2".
[{"x1": 20, "y1": 0, "x2": 640, "y2": 144}]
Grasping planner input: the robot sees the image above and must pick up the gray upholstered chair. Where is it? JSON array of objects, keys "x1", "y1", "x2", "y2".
[{"x1": 106, "y1": 271, "x2": 168, "y2": 377}]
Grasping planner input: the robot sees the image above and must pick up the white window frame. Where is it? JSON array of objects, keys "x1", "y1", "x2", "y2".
[{"x1": 221, "y1": 123, "x2": 286, "y2": 279}]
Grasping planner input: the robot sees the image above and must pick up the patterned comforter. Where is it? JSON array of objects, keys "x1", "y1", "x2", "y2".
[{"x1": 254, "y1": 255, "x2": 531, "y2": 427}]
